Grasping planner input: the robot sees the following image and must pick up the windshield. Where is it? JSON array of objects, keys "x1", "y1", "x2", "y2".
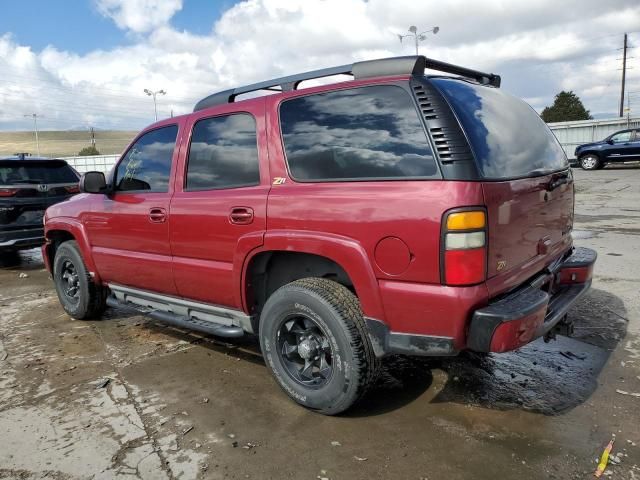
[
  {"x1": 431, "y1": 78, "x2": 568, "y2": 179},
  {"x1": 0, "y1": 160, "x2": 78, "y2": 185}
]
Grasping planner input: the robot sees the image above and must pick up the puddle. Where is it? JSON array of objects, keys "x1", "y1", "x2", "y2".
[
  {"x1": 572, "y1": 230, "x2": 596, "y2": 240},
  {"x1": 432, "y1": 336, "x2": 608, "y2": 415},
  {"x1": 349, "y1": 334, "x2": 611, "y2": 418}
]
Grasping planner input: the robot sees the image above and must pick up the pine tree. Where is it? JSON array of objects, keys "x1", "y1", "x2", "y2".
[{"x1": 541, "y1": 91, "x2": 592, "y2": 123}]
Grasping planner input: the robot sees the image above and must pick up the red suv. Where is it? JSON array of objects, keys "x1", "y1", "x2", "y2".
[{"x1": 43, "y1": 56, "x2": 596, "y2": 415}]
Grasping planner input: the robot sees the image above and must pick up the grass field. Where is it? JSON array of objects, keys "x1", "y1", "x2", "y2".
[{"x1": 0, "y1": 130, "x2": 137, "y2": 158}]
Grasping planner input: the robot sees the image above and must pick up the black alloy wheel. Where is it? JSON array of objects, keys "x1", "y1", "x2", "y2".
[
  {"x1": 53, "y1": 240, "x2": 106, "y2": 319},
  {"x1": 277, "y1": 314, "x2": 333, "y2": 388},
  {"x1": 60, "y1": 259, "x2": 81, "y2": 303}
]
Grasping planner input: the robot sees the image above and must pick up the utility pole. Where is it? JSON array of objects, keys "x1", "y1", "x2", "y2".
[
  {"x1": 619, "y1": 33, "x2": 628, "y2": 118},
  {"x1": 90, "y1": 126, "x2": 96, "y2": 148},
  {"x1": 24, "y1": 113, "x2": 41, "y2": 156}
]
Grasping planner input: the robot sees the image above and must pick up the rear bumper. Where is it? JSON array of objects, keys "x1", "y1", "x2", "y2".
[
  {"x1": 467, "y1": 246, "x2": 597, "y2": 353},
  {"x1": 0, "y1": 227, "x2": 44, "y2": 250}
]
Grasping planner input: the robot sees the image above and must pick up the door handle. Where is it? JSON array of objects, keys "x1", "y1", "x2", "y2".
[
  {"x1": 149, "y1": 207, "x2": 167, "y2": 223},
  {"x1": 229, "y1": 207, "x2": 254, "y2": 225}
]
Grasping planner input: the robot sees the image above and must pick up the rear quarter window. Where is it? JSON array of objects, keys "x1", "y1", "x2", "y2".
[
  {"x1": 279, "y1": 85, "x2": 439, "y2": 182},
  {"x1": 431, "y1": 78, "x2": 568, "y2": 179}
]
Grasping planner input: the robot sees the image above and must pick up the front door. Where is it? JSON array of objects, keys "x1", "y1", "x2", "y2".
[
  {"x1": 169, "y1": 104, "x2": 269, "y2": 308},
  {"x1": 86, "y1": 123, "x2": 182, "y2": 294},
  {"x1": 630, "y1": 130, "x2": 640, "y2": 160},
  {"x1": 607, "y1": 130, "x2": 637, "y2": 161}
]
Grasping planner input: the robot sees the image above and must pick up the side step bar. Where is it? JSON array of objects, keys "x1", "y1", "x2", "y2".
[{"x1": 107, "y1": 284, "x2": 252, "y2": 338}]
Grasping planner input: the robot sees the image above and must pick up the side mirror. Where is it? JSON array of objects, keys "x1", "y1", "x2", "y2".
[
  {"x1": 606, "y1": 139, "x2": 614, "y2": 145},
  {"x1": 79, "y1": 171, "x2": 107, "y2": 194}
]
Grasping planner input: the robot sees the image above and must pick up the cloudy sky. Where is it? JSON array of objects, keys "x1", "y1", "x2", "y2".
[{"x1": 1, "y1": 0, "x2": 639, "y2": 131}]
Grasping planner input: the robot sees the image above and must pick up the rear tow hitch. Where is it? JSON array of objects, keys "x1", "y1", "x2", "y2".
[{"x1": 544, "y1": 315, "x2": 574, "y2": 342}]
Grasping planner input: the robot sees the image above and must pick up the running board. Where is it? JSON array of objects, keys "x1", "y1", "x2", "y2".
[{"x1": 107, "y1": 284, "x2": 252, "y2": 337}]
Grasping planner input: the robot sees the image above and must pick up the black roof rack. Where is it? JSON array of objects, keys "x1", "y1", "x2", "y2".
[{"x1": 193, "y1": 55, "x2": 501, "y2": 112}]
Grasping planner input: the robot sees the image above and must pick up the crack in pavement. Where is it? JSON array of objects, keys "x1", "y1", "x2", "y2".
[{"x1": 89, "y1": 322, "x2": 175, "y2": 480}]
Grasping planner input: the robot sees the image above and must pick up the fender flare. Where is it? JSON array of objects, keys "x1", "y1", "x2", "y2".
[
  {"x1": 238, "y1": 230, "x2": 386, "y2": 321},
  {"x1": 45, "y1": 218, "x2": 101, "y2": 283},
  {"x1": 577, "y1": 150, "x2": 601, "y2": 160}
]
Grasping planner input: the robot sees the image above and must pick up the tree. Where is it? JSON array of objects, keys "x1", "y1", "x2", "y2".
[
  {"x1": 541, "y1": 91, "x2": 592, "y2": 123},
  {"x1": 78, "y1": 145, "x2": 100, "y2": 156}
]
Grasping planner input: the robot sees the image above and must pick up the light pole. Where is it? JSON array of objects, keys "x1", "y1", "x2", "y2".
[
  {"x1": 24, "y1": 113, "x2": 41, "y2": 156},
  {"x1": 398, "y1": 26, "x2": 439, "y2": 55},
  {"x1": 144, "y1": 89, "x2": 166, "y2": 121}
]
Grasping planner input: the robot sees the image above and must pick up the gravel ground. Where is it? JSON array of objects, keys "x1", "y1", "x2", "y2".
[{"x1": 0, "y1": 165, "x2": 639, "y2": 480}]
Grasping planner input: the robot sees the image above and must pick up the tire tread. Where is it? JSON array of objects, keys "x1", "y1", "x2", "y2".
[
  {"x1": 274, "y1": 277, "x2": 378, "y2": 413},
  {"x1": 55, "y1": 240, "x2": 106, "y2": 320}
]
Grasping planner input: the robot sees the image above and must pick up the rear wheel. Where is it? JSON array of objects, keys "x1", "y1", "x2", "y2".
[
  {"x1": 53, "y1": 240, "x2": 106, "y2": 319},
  {"x1": 580, "y1": 154, "x2": 600, "y2": 170},
  {"x1": 259, "y1": 278, "x2": 378, "y2": 415}
]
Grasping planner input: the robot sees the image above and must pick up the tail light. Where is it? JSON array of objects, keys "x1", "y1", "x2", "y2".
[
  {"x1": 0, "y1": 188, "x2": 18, "y2": 197},
  {"x1": 441, "y1": 209, "x2": 487, "y2": 285},
  {"x1": 65, "y1": 185, "x2": 80, "y2": 194}
]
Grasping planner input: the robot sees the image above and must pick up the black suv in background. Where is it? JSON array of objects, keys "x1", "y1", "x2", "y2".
[
  {"x1": 0, "y1": 155, "x2": 79, "y2": 254},
  {"x1": 575, "y1": 128, "x2": 640, "y2": 170}
]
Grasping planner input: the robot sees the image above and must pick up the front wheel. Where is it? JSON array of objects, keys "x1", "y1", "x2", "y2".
[
  {"x1": 53, "y1": 240, "x2": 106, "y2": 320},
  {"x1": 259, "y1": 278, "x2": 378, "y2": 415},
  {"x1": 580, "y1": 154, "x2": 600, "y2": 170}
]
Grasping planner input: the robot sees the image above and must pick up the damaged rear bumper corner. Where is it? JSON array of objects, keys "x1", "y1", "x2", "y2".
[{"x1": 467, "y1": 246, "x2": 597, "y2": 353}]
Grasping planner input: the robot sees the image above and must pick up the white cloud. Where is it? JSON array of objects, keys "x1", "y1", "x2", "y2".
[
  {"x1": 95, "y1": 0, "x2": 183, "y2": 33},
  {"x1": 1, "y1": 0, "x2": 640, "y2": 133}
]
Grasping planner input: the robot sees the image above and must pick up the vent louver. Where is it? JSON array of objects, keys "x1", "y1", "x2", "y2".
[{"x1": 410, "y1": 79, "x2": 477, "y2": 180}]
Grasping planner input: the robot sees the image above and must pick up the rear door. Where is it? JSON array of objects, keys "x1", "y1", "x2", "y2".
[
  {"x1": 0, "y1": 159, "x2": 78, "y2": 246},
  {"x1": 169, "y1": 101, "x2": 269, "y2": 308},
  {"x1": 85, "y1": 123, "x2": 181, "y2": 294},
  {"x1": 432, "y1": 78, "x2": 573, "y2": 296}
]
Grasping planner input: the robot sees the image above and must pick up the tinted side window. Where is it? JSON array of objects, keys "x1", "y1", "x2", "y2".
[
  {"x1": 186, "y1": 114, "x2": 260, "y2": 190},
  {"x1": 611, "y1": 131, "x2": 632, "y2": 143},
  {"x1": 115, "y1": 125, "x2": 178, "y2": 192},
  {"x1": 280, "y1": 85, "x2": 438, "y2": 181}
]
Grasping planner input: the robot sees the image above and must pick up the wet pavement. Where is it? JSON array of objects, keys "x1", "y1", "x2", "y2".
[{"x1": 1, "y1": 166, "x2": 640, "y2": 479}]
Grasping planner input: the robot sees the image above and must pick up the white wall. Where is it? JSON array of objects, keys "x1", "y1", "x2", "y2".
[{"x1": 60, "y1": 154, "x2": 119, "y2": 173}]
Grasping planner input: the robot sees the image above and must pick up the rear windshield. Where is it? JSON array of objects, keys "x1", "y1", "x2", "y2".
[
  {"x1": 431, "y1": 78, "x2": 568, "y2": 179},
  {"x1": 0, "y1": 160, "x2": 78, "y2": 185}
]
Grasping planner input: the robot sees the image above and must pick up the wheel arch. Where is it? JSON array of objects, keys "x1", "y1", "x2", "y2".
[
  {"x1": 44, "y1": 219, "x2": 100, "y2": 282},
  {"x1": 241, "y1": 231, "x2": 386, "y2": 325},
  {"x1": 578, "y1": 150, "x2": 600, "y2": 160}
]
